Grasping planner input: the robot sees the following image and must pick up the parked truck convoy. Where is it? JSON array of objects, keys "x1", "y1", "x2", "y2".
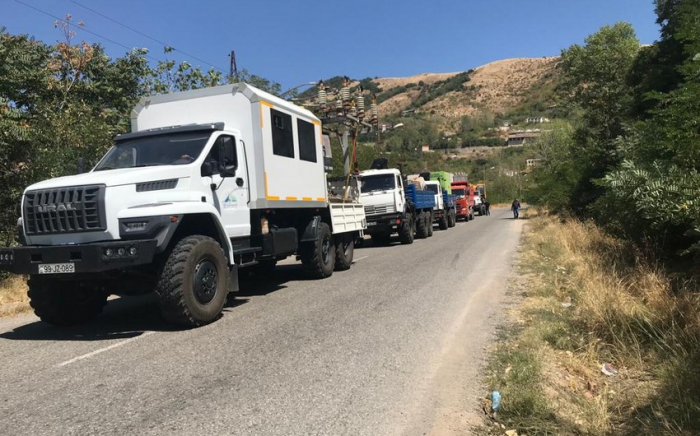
[
  {"x1": 357, "y1": 166, "x2": 435, "y2": 244},
  {"x1": 0, "y1": 83, "x2": 366, "y2": 327}
]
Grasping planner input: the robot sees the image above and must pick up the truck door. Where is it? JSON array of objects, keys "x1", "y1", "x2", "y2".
[
  {"x1": 396, "y1": 174, "x2": 405, "y2": 212},
  {"x1": 203, "y1": 134, "x2": 250, "y2": 238}
]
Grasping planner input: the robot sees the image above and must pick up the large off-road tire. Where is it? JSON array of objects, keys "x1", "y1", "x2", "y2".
[
  {"x1": 448, "y1": 210, "x2": 456, "y2": 228},
  {"x1": 416, "y1": 211, "x2": 428, "y2": 239},
  {"x1": 427, "y1": 212, "x2": 434, "y2": 237},
  {"x1": 438, "y1": 212, "x2": 449, "y2": 230},
  {"x1": 28, "y1": 277, "x2": 108, "y2": 327},
  {"x1": 335, "y1": 234, "x2": 355, "y2": 271},
  {"x1": 398, "y1": 214, "x2": 415, "y2": 245},
  {"x1": 300, "y1": 222, "x2": 335, "y2": 278},
  {"x1": 155, "y1": 235, "x2": 229, "y2": 327}
]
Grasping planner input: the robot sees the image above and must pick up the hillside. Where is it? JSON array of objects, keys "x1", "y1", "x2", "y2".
[{"x1": 298, "y1": 57, "x2": 561, "y2": 134}]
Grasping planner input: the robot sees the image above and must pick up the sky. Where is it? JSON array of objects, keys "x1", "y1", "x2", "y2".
[{"x1": 3, "y1": 0, "x2": 661, "y2": 91}]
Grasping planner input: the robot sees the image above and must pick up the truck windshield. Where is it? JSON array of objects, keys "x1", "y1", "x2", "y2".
[
  {"x1": 425, "y1": 184, "x2": 439, "y2": 194},
  {"x1": 360, "y1": 174, "x2": 395, "y2": 193},
  {"x1": 452, "y1": 188, "x2": 466, "y2": 198},
  {"x1": 94, "y1": 132, "x2": 211, "y2": 171}
]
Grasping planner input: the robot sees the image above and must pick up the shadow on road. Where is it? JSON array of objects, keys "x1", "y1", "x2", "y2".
[
  {"x1": 0, "y1": 264, "x2": 311, "y2": 342},
  {"x1": 0, "y1": 294, "x2": 173, "y2": 342}
]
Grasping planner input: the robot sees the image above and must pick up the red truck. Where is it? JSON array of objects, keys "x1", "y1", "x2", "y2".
[{"x1": 451, "y1": 181, "x2": 475, "y2": 221}]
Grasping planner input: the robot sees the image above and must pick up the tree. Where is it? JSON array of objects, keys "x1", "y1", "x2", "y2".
[{"x1": 560, "y1": 22, "x2": 640, "y2": 212}]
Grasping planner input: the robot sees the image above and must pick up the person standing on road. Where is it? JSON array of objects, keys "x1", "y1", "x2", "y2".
[
  {"x1": 481, "y1": 195, "x2": 491, "y2": 216},
  {"x1": 511, "y1": 198, "x2": 521, "y2": 219}
]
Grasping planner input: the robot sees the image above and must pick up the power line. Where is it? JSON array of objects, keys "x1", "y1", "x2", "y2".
[
  {"x1": 11, "y1": 0, "x2": 162, "y2": 63},
  {"x1": 67, "y1": 0, "x2": 227, "y2": 72}
]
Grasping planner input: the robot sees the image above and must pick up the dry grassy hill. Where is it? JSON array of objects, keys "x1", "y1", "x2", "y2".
[
  {"x1": 297, "y1": 56, "x2": 562, "y2": 135},
  {"x1": 376, "y1": 57, "x2": 560, "y2": 131}
]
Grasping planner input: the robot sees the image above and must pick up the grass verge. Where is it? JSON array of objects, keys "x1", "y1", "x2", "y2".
[
  {"x1": 478, "y1": 209, "x2": 700, "y2": 435},
  {"x1": 0, "y1": 275, "x2": 29, "y2": 317}
]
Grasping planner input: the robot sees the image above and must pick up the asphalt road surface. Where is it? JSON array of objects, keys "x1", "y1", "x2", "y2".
[{"x1": 0, "y1": 208, "x2": 524, "y2": 436}]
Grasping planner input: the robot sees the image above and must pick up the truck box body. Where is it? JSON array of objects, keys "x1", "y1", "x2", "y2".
[
  {"x1": 132, "y1": 84, "x2": 327, "y2": 210},
  {"x1": 429, "y1": 171, "x2": 453, "y2": 195}
]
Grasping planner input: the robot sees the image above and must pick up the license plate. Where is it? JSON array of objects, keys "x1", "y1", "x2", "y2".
[
  {"x1": 38, "y1": 263, "x2": 75, "y2": 274},
  {"x1": 367, "y1": 222, "x2": 377, "y2": 226}
]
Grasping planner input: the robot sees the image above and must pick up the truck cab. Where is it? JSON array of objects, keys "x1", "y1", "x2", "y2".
[
  {"x1": 451, "y1": 181, "x2": 474, "y2": 221},
  {"x1": 424, "y1": 181, "x2": 445, "y2": 212},
  {"x1": 424, "y1": 180, "x2": 456, "y2": 229},
  {"x1": 357, "y1": 169, "x2": 412, "y2": 244}
]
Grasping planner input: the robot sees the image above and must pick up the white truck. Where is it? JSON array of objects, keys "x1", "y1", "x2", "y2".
[
  {"x1": 357, "y1": 167, "x2": 435, "y2": 245},
  {"x1": 0, "y1": 83, "x2": 365, "y2": 327},
  {"x1": 424, "y1": 181, "x2": 456, "y2": 230}
]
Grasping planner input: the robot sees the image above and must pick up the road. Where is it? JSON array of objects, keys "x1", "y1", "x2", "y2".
[{"x1": 0, "y1": 208, "x2": 524, "y2": 436}]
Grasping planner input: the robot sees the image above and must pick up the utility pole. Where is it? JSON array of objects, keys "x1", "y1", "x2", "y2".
[{"x1": 229, "y1": 50, "x2": 238, "y2": 81}]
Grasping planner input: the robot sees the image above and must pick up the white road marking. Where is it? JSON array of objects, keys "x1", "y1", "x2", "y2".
[
  {"x1": 354, "y1": 256, "x2": 369, "y2": 262},
  {"x1": 56, "y1": 331, "x2": 155, "y2": 368}
]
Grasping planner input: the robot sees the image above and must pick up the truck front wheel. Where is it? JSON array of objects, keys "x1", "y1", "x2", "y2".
[
  {"x1": 335, "y1": 234, "x2": 354, "y2": 271},
  {"x1": 300, "y1": 222, "x2": 335, "y2": 278},
  {"x1": 398, "y1": 214, "x2": 415, "y2": 245},
  {"x1": 448, "y1": 210, "x2": 456, "y2": 228},
  {"x1": 28, "y1": 277, "x2": 108, "y2": 326},
  {"x1": 155, "y1": 235, "x2": 229, "y2": 327}
]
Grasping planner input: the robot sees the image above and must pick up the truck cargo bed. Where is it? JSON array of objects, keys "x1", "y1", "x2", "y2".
[{"x1": 405, "y1": 184, "x2": 435, "y2": 210}]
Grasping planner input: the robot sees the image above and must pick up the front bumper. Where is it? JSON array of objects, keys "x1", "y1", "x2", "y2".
[
  {"x1": 364, "y1": 212, "x2": 403, "y2": 235},
  {"x1": 0, "y1": 239, "x2": 158, "y2": 275}
]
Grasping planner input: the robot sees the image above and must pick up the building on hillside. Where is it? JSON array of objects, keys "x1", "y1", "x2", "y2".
[
  {"x1": 507, "y1": 129, "x2": 541, "y2": 146},
  {"x1": 526, "y1": 158, "x2": 542, "y2": 168},
  {"x1": 526, "y1": 117, "x2": 550, "y2": 124},
  {"x1": 421, "y1": 144, "x2": 432, "y2": 153}
]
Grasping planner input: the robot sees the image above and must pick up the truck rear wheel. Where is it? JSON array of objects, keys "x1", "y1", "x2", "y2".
[
  {"x1": 28, "y1": 277, "x2": 108, "y2": 326},
  {"x1": 398, "y1": 214, "x2": 415, "y2": 245},
  {"x1": 448, "y1": 210, "x2": 456, "y2": 228},
  {"x1": 438, "y1": 213, "x2": 449, "y2": 230},
  {"x1": 300, "y1": 222, "x2": 335, "y2": 278},
  {"x1": 427, "y1": 213, "x2": 434, "y2": 237},
  {"x1": 416, "y1": 211, "x2": 428, "y2": 239},
  {"x1": 334, "y1": 234, "x2": 354, "y2": 271},
  {"x1": 155, "y1": 235, "x2": 229, "y2": 327}
]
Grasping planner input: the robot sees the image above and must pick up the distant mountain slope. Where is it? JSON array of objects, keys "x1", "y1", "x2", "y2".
[
  {"x1": 377, "y1": 57, "x2": 560, "y2": 117},
  {"x1": 297, "y1": 56, "x2": 561, "y2": 133}
]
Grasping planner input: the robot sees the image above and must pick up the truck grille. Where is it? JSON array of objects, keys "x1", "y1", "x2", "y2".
[
  {"x1": 23, "y1": 185, "x2": 107, "y2": 235},
  {"x1": 364, "y1": 204, "x2": 396, "y2": 216}
]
